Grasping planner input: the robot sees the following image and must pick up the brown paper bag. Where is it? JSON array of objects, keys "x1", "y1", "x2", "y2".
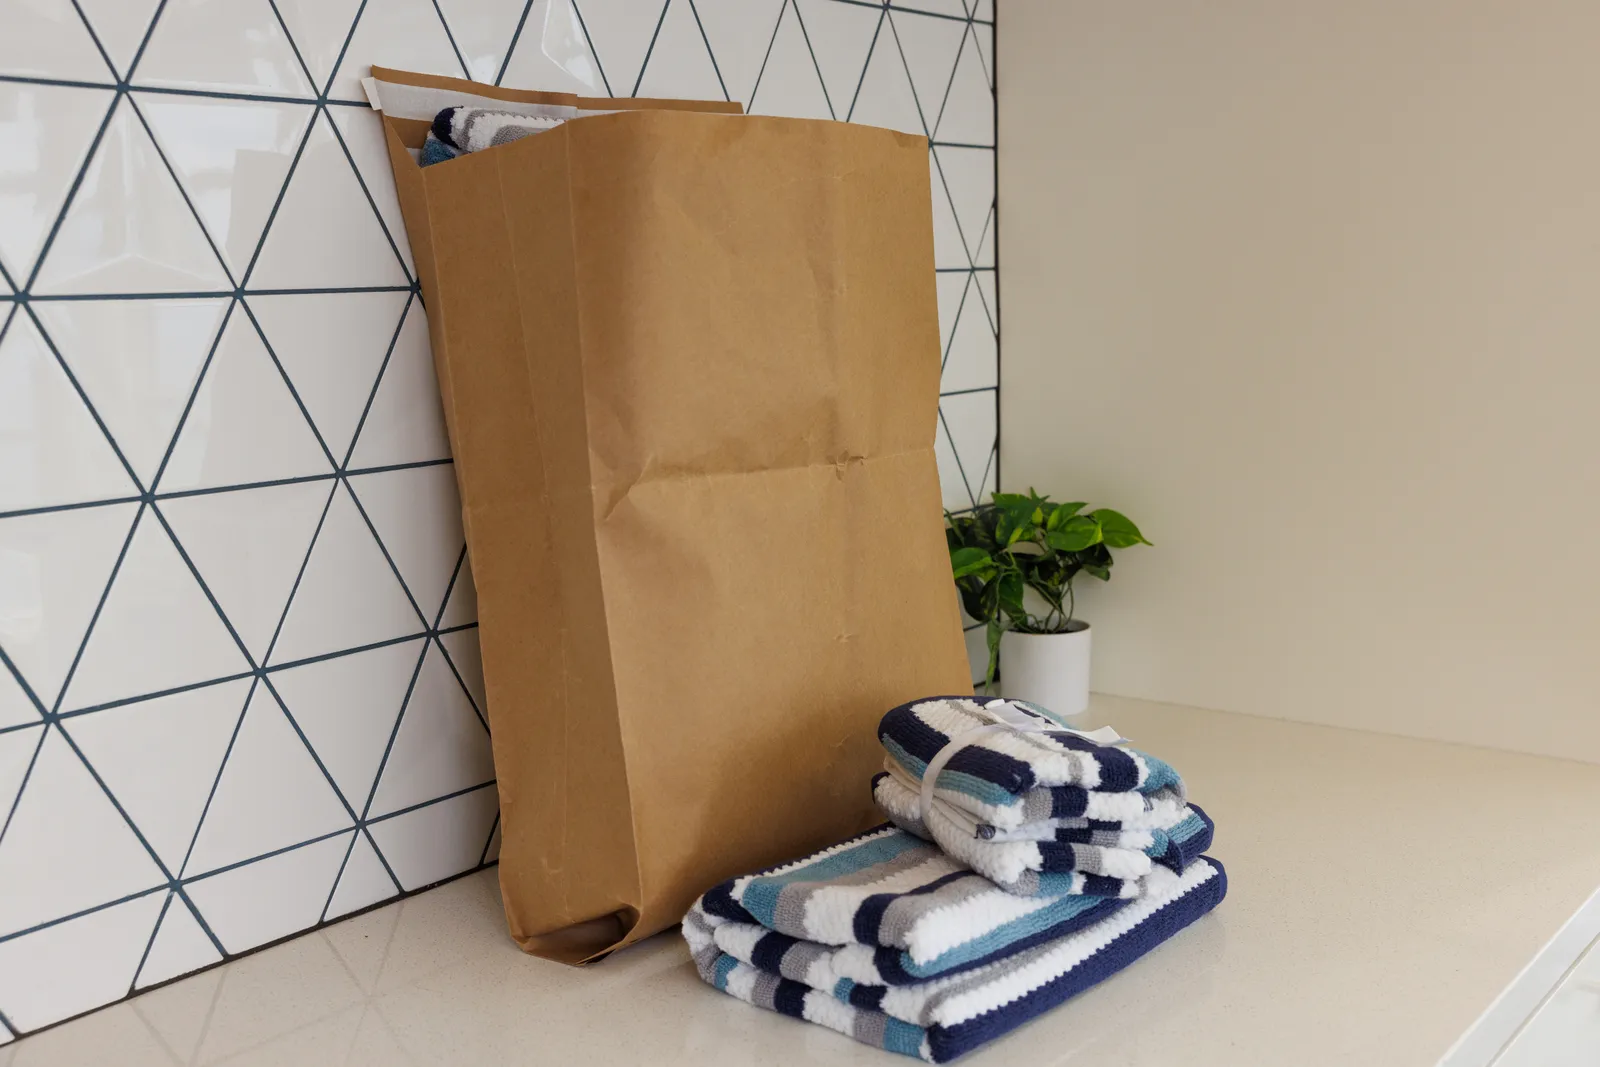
[{"x1": 375, "y1": 68, "x2": 972, "y2": 963}]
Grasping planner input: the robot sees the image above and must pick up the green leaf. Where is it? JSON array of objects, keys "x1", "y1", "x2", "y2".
[
  {"x1": 1006, "y1": 523, "x2": 1026, "y2": 546},
  {"x1": 1031, "y1": 507, "x2": 1044, "y2": 525},
  {"x1": 984, "y1": 620, "x2": 1003, "y2": 693},
  {"x1": 1091, "y1": 509, "x2": 1151, "y2": 548},
  {"x1": 998, "y1": 572, "x2": 1026, "y2": 618},
  {"x1": 950, "y1": 547, "x2": 992, "y2": 579},
  {"x1": 1045, "y1": 516, "x2": 1102, "y2": 552},
  {"x1": 1048, "y1": 502, "x2": 1087, "y2": 530},
  {"x1": 991, "y1": 492, "x2": 1031, "y2": 509},
  {"x1": 1083, "y1": 564, "x2": 1111, "y2": 581}
]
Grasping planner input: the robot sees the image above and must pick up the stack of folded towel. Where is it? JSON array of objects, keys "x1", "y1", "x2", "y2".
[
  {"x1": 683, "y1": 696, "x2": 1226, "y2": 1061},
  {"x1": 420, "y1": 105, "x2": 566, "y2": 166}
]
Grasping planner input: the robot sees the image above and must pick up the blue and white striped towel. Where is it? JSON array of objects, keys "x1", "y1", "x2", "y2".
[
  {"x1": 878, "y1": 696, "x2": 1186, "y2": 833},
  {"x1": 873, "y1": 767, "x2": 1214, "y2": 895},
  {"x1": 684, "y1": 849, "x2": 1227, "y2": 1062}
]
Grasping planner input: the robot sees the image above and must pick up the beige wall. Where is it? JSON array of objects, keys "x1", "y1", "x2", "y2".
[{"x1": 999, "y1": 0, "x2": 1600, "y2": 761}]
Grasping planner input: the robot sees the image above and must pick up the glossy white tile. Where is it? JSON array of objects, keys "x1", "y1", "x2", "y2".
[
  {"x1": 74, "y1": 0, "x2": 164, "y2": 81},
  {"x1": 0, "y1": 669, "x2": 37, "y2": 729},
  {"x1": 158, "y1": 309, "x2": 334, "y2": 492},
  {"x1": 326, "y1": 832, "x2": 400, "y2": 920},
  {"x1": 934, "y1": 143, "x2": 995, "y2": 266},
  {"x1": 0, "y1": 726, "x2": 165, "y2": 936},
  {"x1": 891, "y1": 9, "x2": 966, "y2": 135},
  {"x1": 0, "y1": 892, "x2": 167, "y2": 1033},
  {"x1": 32, "y1": 297, "x2": 229, "y2": 487},
  {"x1": 158, "y1": 482, "x2": 332, "y2": 661},
  {"x1": 268, "y1": 637, "x2": 426, "y2": 811},
  {"x1": 31, "y1": 97, "x2": 233, "y2": 295},
  {"x1": 935, "y1": 24, "x2": 993, "y2": 145},
  {"x1": 347, "y1": 464, "x2": 464, "y2": 624},
  {"x1": 935, "y1": 269, "x2": 968, "y2": 359},
  {"x1": 365, "y1": 783, "x2": 496, "y2": 891},
  {"x1": 497, "y1": 0, "x2": 607, "y2": 96},
  {"x1": 247, "y1": 290, "x2": 409, "y2": 463},
  {"x1": 132, "y1": 0, "x2": 313, "y2": 98},
  {"x1": 185, "y1": 833, "x2": 354, "y2": 955},
  {"x1": 58, "y1": 510, "x2": 251, "y2": 710},
  {"x1": 0, "y1": 724, "x2": 42, "y2": 827},
  {"x1": 138, "y1": 95, "x2": 314, "y2": 280},
  {"x1": 901, "y1": 0, "x2": 968, "y2": 17},
  {"x1": 691, "y1": 0, "x2": 784, "y2": 108},
  {"x1": 246, "y1": 112, "x2": 409, "y2": 290},
  {"x1": 272, "y1": 0, "x2": 365, "y2": 98},
  {"x1": 0, "y1": 502, "x2": 138, "y2": 715},
  {"x1": 792, "y1": 0, "x2": 879, "y2": 120},
  {"x1": 571, "y1": 0, "x2": 667, "y2": 97},
  {"x1": 63, "y1": 678, "x2": 254, "y2": 872},
  {"x1": 972, "y1": 0, "x2": 995, "y2": 22},
  {"x1": 0, "y1": 313, "x2": 136, "y2": 512},
  {"x1": 328, "y1": 0, "x2": 465, "y2": 103},
  {"x1": 267, "y1": 485, "x2": 424, "y2": 666},
  {"x1": 134, "y1": 894, "x2": 223, "y2": 990},
  {"x1": 324, "y1": 107, "x2": 416, "y2": 277},
  {"x1": 848, "y1": 17, "x2": 924, "y2": 135},
  {"x1": 367, "y1": 643, "x2": 492, "y2": 817},
  {"x1": 344, "y1": 302, "x2": 451, "y2": 469},
  {"x1": 433, "y1": 0, "x2": 531, "y2": 85},
  {"x1": 634, "y1": 0, "x2": 724, "y2": 102},
  {"x1": 183, "y1": 687, "x2": 352, "y2": 877},
  {"x1": 940, "y1": 276, "x2": 997, "y2": 393},
  {"x1": 0, "y1": 0, "x2": 110, "y2": 83},
  {"x1": 438, "y1": 628, "x2": 486, "y2": 716},
  {"x1": 937, "y1": 388, "x2": 996, "y2": 508},
  {"x1": 745, "y1": 2, "x2": 831, "y2": 121},
  {"x1": 930, "y1": 151, "x2": 970, "y2": 269}
]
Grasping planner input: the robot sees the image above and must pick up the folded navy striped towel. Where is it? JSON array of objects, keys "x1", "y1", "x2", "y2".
[
  {"x1": 430, "y1": 105, "x2": 564, "y2": 156},
  {"x1": 878, "y1": 697, "x2": 1186, "y2": 833},
  {"x1": 693, "y1": 825, "x2": 1134, "y2": 983},
  {"x1": 873, "y1": 767, "x2": 1214, "y2": 896},
  {"x1": 684, "y1": 841, "x2": 1227, "y2": 1062}
]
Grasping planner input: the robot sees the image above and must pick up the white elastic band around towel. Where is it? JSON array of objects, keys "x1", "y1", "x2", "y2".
[{"x1": 917, "y1": 702, "x2": 1126, "y2": 827}]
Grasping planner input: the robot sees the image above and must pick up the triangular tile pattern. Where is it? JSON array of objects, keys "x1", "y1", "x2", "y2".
[
  {"x1": 635, "y1": 0, "x2": 725, "y2": 102},
  {"x1": 0, "y1": 726, "x2": 166, "y2": 934},
  {"x1": 268, "y1": 482, "x2": 424, "y2": 665},
  {"x1": 134, "y1": 893, "x2": 222, "y2": 989},
  {"x1": 74, "y1": 0, "x2": 164, "y2": 80},
  {"x1": 791, "y1": 0, "x2": 880, "y2": 120},
  {"x1": 138, "y1": 95, "x2": 316, "y2": 281},
  {"x1": 268, "y1": 637, "x2": 426, "y2": 811},
  {"x1": 329, "y1": 0, "x2": 466, "y2": 102},
  {"x1": 158, "y1": 308, "x2": 334, "y2": 493},
  {"x1": 0, "y1": 503, "x2": 139, "y2": 715},
  {"x1": 34, "y1": 298, "x2": 229, "y2": 488},
  {"x1": 576, "y1": 0, "x2": 670, "y2": 96},
  {"x1": 747, "y1": 1, "x2": 830, "y2": 121},
  {"x1": 498, "y1": 0, "x2": 607, "y2": 95},
  {"x1": 325, "y1": 831, "x2": 398, "y2": 919},
  {"x1": 0, "y1": 83, "x2": 116, "y2": 286},
  {"x1": 183, "y1": 686, "x2": 352, "y2": 876},
  {"x1": 247, "y1": 111, "x2": 410, "y2": 290},
  {"x1": 60, "y1": 510, "x2": 251, "y2": 712},
  {"x1": 32, "y1": 96, "x2": 233, "y2": 296},
  {"x1": 157, "y1": 482, "x2": 333, "y2": 662},
  {"x1": 368, "y1": 642, "x2": 493, "y2": 817},
  {"x1": 0, "y1": 312, "x2": 137, "y2": 513},
  {"x1": 64, "y1": 677, "x2": 254, "y2": 873},
  {"x1": 0, "y1": 0, "x2": 994, "y2": 1034},
  {"x1": 133, "y1": 0, "x2": 313, "y2": 98},
  {"x1": 185, "y1": 832, "x2": 354, "y2": 954},
  {"x1": 0, "y1": 891, "x2": 167, "y2": 1032},
  {"x1": 247, "y1": 290, "x2": 409, "y2": 462},
  {"x1": 691, "y1": 0, "x2": 785, "y2": 107},
  {"x1": 347, "y1": 463, "x2": 464, "y2": 623}
]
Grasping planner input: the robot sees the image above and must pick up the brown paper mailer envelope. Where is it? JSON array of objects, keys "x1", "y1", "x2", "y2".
[{"x1": 374, "y1": 67, "x2": 972, "y2": 964}]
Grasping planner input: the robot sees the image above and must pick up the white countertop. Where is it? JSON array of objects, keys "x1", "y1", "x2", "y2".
[{"x1": 11, "y1": 695, "x2": 1600, "y2": 1067}]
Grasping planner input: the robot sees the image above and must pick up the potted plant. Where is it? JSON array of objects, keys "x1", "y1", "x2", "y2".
[{"x1": 947, "y1": 491, "x2": 1150, "y2": 716}]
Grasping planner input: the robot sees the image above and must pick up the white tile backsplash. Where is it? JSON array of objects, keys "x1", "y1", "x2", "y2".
[{"x1": 0, "y1": 0, "x2": 996, "y2": 1039}]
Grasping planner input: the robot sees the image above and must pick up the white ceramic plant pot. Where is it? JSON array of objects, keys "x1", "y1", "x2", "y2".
[{"x1": 1000, "y1": 623, "x2": 1091, "y2": 718}]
